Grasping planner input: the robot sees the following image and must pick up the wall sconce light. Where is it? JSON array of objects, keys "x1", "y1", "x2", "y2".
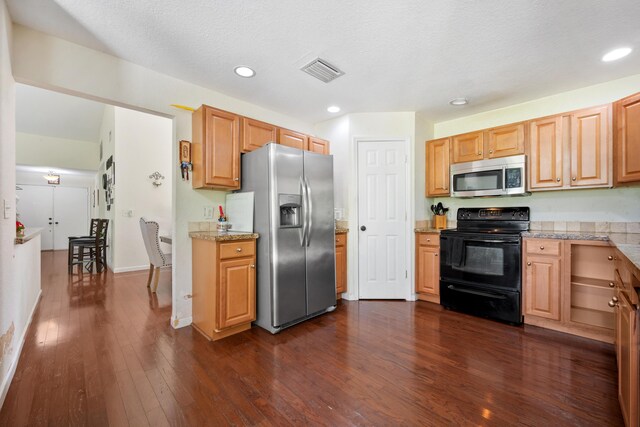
[
  {"x1": 43, "y1": 171, "x2": 60, "y2": 185},
  {"x1": 149, "y1": 171, "x2": 165, "y2": 187}
]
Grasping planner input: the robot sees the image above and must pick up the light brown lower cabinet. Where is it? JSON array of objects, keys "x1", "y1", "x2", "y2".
[
  {"x1": 523, "y1": 238, "x2": 615, "y2": 343},
  {"x1": 192, "y1": 238, "x2": 256, "y2": 340},
  {"x1": 415, "y1": 232, "x2": 440, "y2": 304},
  {"x1": 613, "y1": 249, "x2": 639, "y2": 427},
  {"x1": 335, "y1": 233, "x2": 347, "y2": 298}
]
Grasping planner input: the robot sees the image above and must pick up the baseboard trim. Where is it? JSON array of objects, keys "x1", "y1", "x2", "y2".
[
  {"x1": 172, "y1": 316, "x2": 192, "y2": 329},
  {"x1": 113, "y1": 265, "x2": 150, "y2": 274},
  {"x1": 0, "y1": 289, "x2": 42, "y2": 409}
]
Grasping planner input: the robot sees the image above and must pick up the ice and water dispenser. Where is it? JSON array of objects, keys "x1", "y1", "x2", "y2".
[{"x1": 279, "y1": 194, "x2": 302, "y2": 228}]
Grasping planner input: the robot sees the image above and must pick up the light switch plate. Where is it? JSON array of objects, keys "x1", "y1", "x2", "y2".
[{"x1": 3, "y1": 199, "x2": 12, "y2": 219}]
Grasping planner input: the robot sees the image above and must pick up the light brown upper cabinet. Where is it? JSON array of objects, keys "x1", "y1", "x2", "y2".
[
  {"x1": 308, "y1": 137, "x2": 330, "y2": 154},
  {"x1": 528, "y1": 116, "x2": 564, "y2": 190},
  {"x1": 528, "y1": 105, "x2": 611, "y2": 191},
  {"x1": 570, "y1": 105, "x2": 610, "y2": 187},
  {"x1": 426, "y1": 138, "x2": 450, "y2": 196},
  {"x1": 614, "y1": 91, "x2": 640, "y2": 185},
  {"x1": 241, "y1": 117, "x2": 277, "y2": 153},
  {"x1": 192, "y1": 105, "x2": 241, "y2": 189},
  {"x1": 451, "y1": 131, "x2": 484, "y2": 163},
  {"x1": 278, "y1": 128, "x2": 309, "y2": 151},
  {"x1": 486, "y1": 122, "x2": 525, "y2": 159}
]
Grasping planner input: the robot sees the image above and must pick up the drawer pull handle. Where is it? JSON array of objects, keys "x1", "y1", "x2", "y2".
[
  {"x1": 527, "y1": 262, "x2": 532, "y2": 266},
  {"x1": 609, "y1": 282, "x2": 614, "y2": 288},
  {"x1": 607, "y1": 256, "x2": 613, "y2": 261},
  {"x1": 608, "y1": 299, "x2": 618, "y2": 308},
  {"x1": 236, "y1": 248, "x2": 242, "y2": 252},
  {"x1": 539, "y1": 246, "x2": 544, "y2": 250},
  {"x1": 427, "y1": 239, "x2": 431, "y2": 242}
]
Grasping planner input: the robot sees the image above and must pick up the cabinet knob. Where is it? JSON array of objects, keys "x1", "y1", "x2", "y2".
[
  {"x1": 608, "y1": 299, "x2": 618, "y2": 308},
  {"x1": 236, "y1": 247, "x2": 242, "y2": 252},
  {"x1": 612, "y1": 296, "x2": 618, "y2": 303},
  {"x1": 427, "y1": 238, "x2": 430, "y2": 242},
  {"x1": 572, "y1": 177, "x2": 576, "y2": 181},
  {"x1": 478, "y1": 151, "x2": 482, "y2": 155},
  {"x1": 556, "y1": 178, "x2": 561, "y2": 182},
  {"x1": 608, "y1": 256, "x2": 613, "y2": 261},
  {"x1": 234, "y1": 178, "x2": 239, "y2": 181},
  {"x1": 489, "y1": 150, "x2": 493, "y2": 154},
  {"x1": 609, "y1": 282, "x2": 615, "y2": 288},
  {"x1": 434, "y1": 253, "x2": 438, "y2": 257},
  {"x1": 250, "y1": 264, "x2": 255, "y2": 268},
  {"x1": 527, "y1": 261, "x2": 532, "y2": 266},
  {"x1": 539, "y1": 246, "x2": 544, "y2": 250}
]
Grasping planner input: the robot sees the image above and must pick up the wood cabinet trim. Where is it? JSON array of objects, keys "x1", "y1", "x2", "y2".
[
  {"x1": 614, "y1": 91, "x2": 640, "y2": 185},
  {"x1": 240, "y1": 117, "x2": 277, "y2": 153},
  {"x1": 426, "y1": 138, "x2": 451, "y2": 196},
  {"x1": 278, "y1": 128, "x2": 309, "y2": 151}
]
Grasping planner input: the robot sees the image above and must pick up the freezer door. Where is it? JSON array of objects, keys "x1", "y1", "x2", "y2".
[
  {"x1": 271, "y1": 145, "x2": 307, "y2": 327},
  {"x1": 304, "y1": 151, "x2": 337, "y2": 314}
]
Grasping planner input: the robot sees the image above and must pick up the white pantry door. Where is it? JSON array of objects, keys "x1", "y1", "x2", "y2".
[{"x1": 357, "y1": 140, "x2": 408, "y2": 299}]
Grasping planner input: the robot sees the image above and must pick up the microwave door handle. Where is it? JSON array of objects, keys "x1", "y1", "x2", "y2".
[{"x1": 502, "y1": 166, "x2": 507, "y2": 194}]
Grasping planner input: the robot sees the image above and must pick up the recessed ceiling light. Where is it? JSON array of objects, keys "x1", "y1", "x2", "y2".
[
  {"x1": 234, "y1": 66, "x2": 255, "y2": 78},
  {"x1": 449, "y1": 98, "x2": 468, "y2": 106},
  {"x1": 602, "y1": 47, "x2": 632, "y2": 62},
  {"x1": 327, "y1": 105, "x2": 341, "y2": 113}
]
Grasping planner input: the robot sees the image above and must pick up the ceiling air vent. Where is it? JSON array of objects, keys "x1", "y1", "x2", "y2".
[{"x1": 300, "y1": 58, "x2": 344, "y2": 83}]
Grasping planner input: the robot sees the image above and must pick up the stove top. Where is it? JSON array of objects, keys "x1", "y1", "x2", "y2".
[{"x1": 445, "y1": 207, "x2": 530, "y2": 234}]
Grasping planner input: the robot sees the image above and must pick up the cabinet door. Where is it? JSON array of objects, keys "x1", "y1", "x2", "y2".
[
  {"x1": 426, "y1": 138, "x2": 450, "y2": 196},
  {"x1": 528, "y1": 116, "x2": 563, "y2": 190},
  {"x1": 416, "y1": 245, "x2": 439, "y2": 295},
  {"x1": 203, "y1": 106, "x2": 241, "y2": 188},
  {"x1": 617, "y1": 291, "x2": 638, "y2": 427},
  {"x1": 218, "y1": 257, "x2": 256, "y2": 330},
  {"x1": 524, "y1": 255, "x2": 562, "y2": 320},
  {"x1": 452, "y1": 131, "x2": 484, "y2": 163},
  {"x1": 309, "y1": 137, "x2": 330, "y2": 154},
  {"x1": 570, "y1": 105, "x2": 611, "y2": 187},
  {"x1": 278, "y1": 128, "x2": 308, "y2": 151},
  {"x1": 241, "y1": 117, "x2": 277, "y2": 153},
  {"x1": 614, "y1": 92, "x2": 640, "y2": 184},
  {"x1": 486, "y1": 122, "x2": 525, "y2": 159},
  {"x1": 335, "y1": 241, "x2": 346, "y2": 294}
]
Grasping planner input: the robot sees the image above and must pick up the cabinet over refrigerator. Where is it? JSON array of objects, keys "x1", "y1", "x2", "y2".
[{"x1": 239, "y1": 143, "x2": 336, "y2": 333}]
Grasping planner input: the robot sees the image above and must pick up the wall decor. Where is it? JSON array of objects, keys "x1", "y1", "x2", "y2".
[
  {"x1": 149, "y1": 171, "x2": 165, "y2": 187},
  {"x1": 179, "y1": 140, "x2": 192, "y2": 181},
  {"x1": 105, "y1": 156, "x2": 115, "y2": 211}
]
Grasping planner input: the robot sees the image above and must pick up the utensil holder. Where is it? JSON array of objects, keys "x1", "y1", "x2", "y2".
[
  {"x1": 216, "y1": 221, "x2": 231, "y2": 232},
  {"x1": 434, "y1": 215, "x2": 447, "y2": 230}
]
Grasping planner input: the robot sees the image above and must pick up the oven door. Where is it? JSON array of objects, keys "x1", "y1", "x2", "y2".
[{"x1": 440, "y1": 232, "x2": 522, "y2": 290}]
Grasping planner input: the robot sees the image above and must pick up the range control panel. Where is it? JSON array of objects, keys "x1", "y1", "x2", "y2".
[{"x1": 457, "y1": 207, "x2": 530, "y2": 221}]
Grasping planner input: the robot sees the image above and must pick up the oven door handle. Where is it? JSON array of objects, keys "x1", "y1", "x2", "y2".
[
  {"x1": 447, "y1": 285, "x2": 508, "y2": 300},
  {"x1": 462, "y1": 239, "x2": 520, "y2": 244}
]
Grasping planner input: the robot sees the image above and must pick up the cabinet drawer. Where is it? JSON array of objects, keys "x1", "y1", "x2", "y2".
[
  {"x1": 417, "y1": 233, "x2": 439, "y2": 247},
  {"x1": 525, "y1": 239, "x2": 562, "y2": 256},
  {"x1": 335, "y1": 234, "x2": 346, "y2": 246},
  {"x1": 219, "y1": 240, "x2": 255, "y2": 259}
]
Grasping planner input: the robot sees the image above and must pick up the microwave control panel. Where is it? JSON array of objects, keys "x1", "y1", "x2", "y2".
[{"x1": 505, "y1": 168, "x2": 522, "y2": 189}]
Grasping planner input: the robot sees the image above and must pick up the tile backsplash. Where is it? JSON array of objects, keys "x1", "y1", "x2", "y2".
[{"x1": 529, "y1": 221, "x2": 640, "y2": 233}]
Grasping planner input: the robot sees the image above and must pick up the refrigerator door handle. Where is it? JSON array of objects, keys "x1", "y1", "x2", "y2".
[
  {"x1": 305, "y1": 176, "x2": 313, "y2": 246},
  {"x1": 299, "y1": 177, "x2": 308, "y2": 247}
]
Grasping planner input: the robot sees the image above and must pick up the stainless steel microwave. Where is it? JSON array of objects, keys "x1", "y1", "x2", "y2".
[{"x1": 450, "y1": 154, "x2": 528, "y2": 197}]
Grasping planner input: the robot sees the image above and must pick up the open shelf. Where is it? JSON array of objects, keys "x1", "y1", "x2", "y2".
[
  {"x1": 570, "y1": 306, "x2": 614, "y2": 330},
  {"x1": 571, "y1": 275, "x2": 612, "y2": 289}
]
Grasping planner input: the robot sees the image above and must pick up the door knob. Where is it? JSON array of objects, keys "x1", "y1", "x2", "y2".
[
  {"x1": 360, "y1": 225, "x2": 366, "y2": 231},
  {"x1": 48, "y1": 222, "x2": 53, "y2": 225},
  {"x1": 55, "y1": 222, "x2": 59, "y2": 225}
]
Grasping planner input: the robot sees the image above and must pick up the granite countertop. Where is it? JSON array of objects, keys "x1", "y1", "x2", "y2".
[
  {"x1": 189, "y1": 231, "x2": 259, "y2": 241},
  {"x1": 414, "y1": 227, "x2": 454, "y2": 234},
  {"x1": 522, "y1": 231, "x2": 640, "y2": 276},
  {"x1": 15, "y1": 227, "x2": 43, "y2": 245},
  {"x1": 335, "y1": 228, "x2": 348, "y2": 234}
]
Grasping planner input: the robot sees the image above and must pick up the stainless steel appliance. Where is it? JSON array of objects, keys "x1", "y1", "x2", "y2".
[
  {"x1": 240, "y1": 143, "x2": 336, "y2": 333},
  {"x1": 450, "y1": 154, "x2": 527, "y2": 197},
  {"x1": 440, "y1": 207, "x2": 530, "y2": 324}
]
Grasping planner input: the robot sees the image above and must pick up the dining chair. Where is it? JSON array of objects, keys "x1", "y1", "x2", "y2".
[
  {"x1": 139, "y1": 217, "x2": 172, "y2": 292},
  {"x1": 69, "y1": 219, "x2": 109, "y2": 274},
  {"x1": 68, "y1": 218, "x2": 99, "y2": 272}
]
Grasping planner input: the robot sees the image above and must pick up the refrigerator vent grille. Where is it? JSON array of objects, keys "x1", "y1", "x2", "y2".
[{"x1": 300, "y1": 58, "x2": 344, "y2": 83}]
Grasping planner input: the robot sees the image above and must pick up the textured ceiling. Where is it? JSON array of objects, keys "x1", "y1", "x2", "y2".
[
  {"x1": 7, "y1": 1, "x2": 640, "y2": 124},
  {"x1": 16, "y1": 84, "x2": 104, "y2": 142}
]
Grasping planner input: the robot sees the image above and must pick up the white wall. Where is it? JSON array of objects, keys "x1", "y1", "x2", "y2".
[
  {"x1": 112, "y1": 106, "x2": 172, "y2": 272},
  {"x1": 16, "y1": 132, "x2": 99, "y2": 170},
  {"x1": 11, "y1": 25, "x2": 314, "y2": 327},
  {"x1": 414, "y1": 112, "x2": 434, "y2": 221},
  {"x1": 428, "y1": 74, "x2": 640, "y2": 223},
  {"x1": 97, "y1": 105, "x2": 115, "y2": 265},
  {"x1": 16, "y1": 170, "x2": 95, "y2": 188},
  {"x1": 315, "y1": 115, "x2": 349, "y2": 215}
]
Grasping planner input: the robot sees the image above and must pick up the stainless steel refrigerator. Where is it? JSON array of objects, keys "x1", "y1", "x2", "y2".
[{"x1": 240, "y1": 143, "x2": 336, "y2": 334}]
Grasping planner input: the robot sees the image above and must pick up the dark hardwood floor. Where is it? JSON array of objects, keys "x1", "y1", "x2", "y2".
[{"x1": 0, "y1": 251, "x2": 623, "y2": 426}]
